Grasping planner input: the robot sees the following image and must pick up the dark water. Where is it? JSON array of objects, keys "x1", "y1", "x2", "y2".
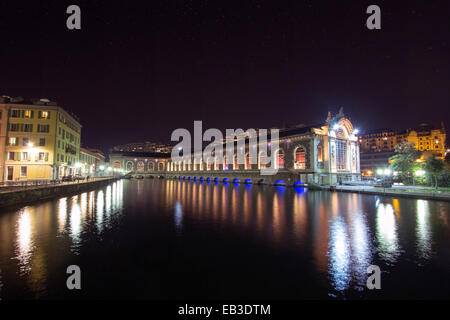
[{"x1": 0, "y1": 179, "x2": 449, "y2": 299}]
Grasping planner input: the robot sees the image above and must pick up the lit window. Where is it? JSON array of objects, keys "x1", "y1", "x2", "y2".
[
  {"x1": 20, "y1": 166, "x2": 27, "y2": 177},
  {"x1": 276, "y1": 150, "x2": 284, "y2": 169},
  {"x1": 9, "y1": 137, "x2": 17, "y2": 146},
  {"x1": 295, "y1": 147, "x2": 306, "y2": 169},
  {"x1": 317, "y1": 146, "x2": 323, "y2": 162}
]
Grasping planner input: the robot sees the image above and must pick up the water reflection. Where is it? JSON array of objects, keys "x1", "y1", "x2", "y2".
[
  {"x1": 376, "y1": 202, "x2": 400, "y2": 263},
  {"x1": 350, "y1": 210, "x2": 371, "y2": 290},
  {"x1": 69, "y1": 201, "x2": 82, "y2": 253},
  {"x1": 416, "y1": 200, "x2": 432, "y2": 260},
  {"x1": 1, "y1": 179, "x2": 449, "y2": 299},
  {"x1": 16, "y1": 209, "x2": 33, "y2": 274},
  {"x1": 58, "y1": 198, "x2": 67, "y2": 234},
  {"x1": 174, "y1": 201, "x2": 183, "y2": 232}
]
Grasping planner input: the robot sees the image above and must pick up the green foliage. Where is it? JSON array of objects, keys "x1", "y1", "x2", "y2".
[
  {"x1": 424, "y1": 156, "x2": 445, "y2": 189},
  {"x1": 438, "y1": 171, "x2": 450, "y2": 187},
  {"x1": 389, "y1": 143, "x2": 421, "y2": 184}
]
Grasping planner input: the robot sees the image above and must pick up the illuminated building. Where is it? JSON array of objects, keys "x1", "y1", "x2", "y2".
[
  {"x1": 112, "y1": 141, "x2": 173, "y2": 153},
  {"x1": 79, "y1": 147, "x2": 106, "y2": 176},
  {"x1": 359, "y1": 123, "x2": 446, "y2": 174},
  {"x1": 1, "y1": 96, "x2": 82, "y2": 182},
  {"x1": 111, "y1": 110, "x2": 361, "y2": 185},
  {"x1": 0, "y1": 103, "x2": 8, "y2": 182}
]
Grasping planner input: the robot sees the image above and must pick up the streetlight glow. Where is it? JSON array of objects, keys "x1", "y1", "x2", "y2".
[{"x1": 416, "y1": 170, "x2": 425, "y2": 177}]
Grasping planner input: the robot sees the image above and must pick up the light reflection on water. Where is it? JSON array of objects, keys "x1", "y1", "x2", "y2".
[
  {"x1": 0, "y1": 179, "x2": 449, "y2": 299},
  {"x1": 16, "y1": 209, "x2": 33, "y2": 274},
  {"x1": 376, "y1": 202, "x2": 400, "y2": 263}
]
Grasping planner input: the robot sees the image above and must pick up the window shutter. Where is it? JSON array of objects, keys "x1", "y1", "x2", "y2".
[
  {"x1": 47, "y1": 111, "x2": 50, "y2": 119},
  {"x1": 31, "y1": 110, "x2": 34, "y2": 118},
  {"x1": 45, "y1": 153, "x2": 49, "y2": 162},
  {"x1": 15, "y1": 152, "x2": 20, "y2": 161}
]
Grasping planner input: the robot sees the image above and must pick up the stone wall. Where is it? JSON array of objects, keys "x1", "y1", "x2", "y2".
[{"x1": 0, "y1": 177, "x2": 119, "y2": 209}]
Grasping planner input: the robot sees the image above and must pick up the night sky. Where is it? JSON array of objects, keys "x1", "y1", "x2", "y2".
[{"x1": 1, "y1": 0, "x2": 449, "y2": 152}]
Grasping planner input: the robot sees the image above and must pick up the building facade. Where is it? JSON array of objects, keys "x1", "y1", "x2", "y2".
[
  {"x1": 79, "y1": 147, "x2": 106, "y2": 176},
  {"x1": 112, "y1": 141, "x2": 173, "y2": 153},
  {"x1": 1, "y1": 96, "x2": 82, "y2": 182},
  {"x1": 359, "y1": 123, "x2": 446, "y2": 174},
  {"x1": 0, "y1": 104, "x2": 8, "y2": 182},
  {"x1": 111, "y1": 111, "x2": 360, "y2": 185}
]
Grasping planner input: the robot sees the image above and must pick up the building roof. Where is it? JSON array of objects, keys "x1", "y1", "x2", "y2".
[
  {"x1": 109, "y1": 150, "x2": 171, "y2": 158},
  {"x1": 1, "y1": 95, "x2": 81, "y2": 124}
]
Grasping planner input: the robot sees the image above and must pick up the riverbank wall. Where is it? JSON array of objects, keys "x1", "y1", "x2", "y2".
[
  {"x1": 0, "y1": 177, "x2": 120, "y2": 209},
  {"x1": 327, "y1": 185, "x2": 450, "y2": 202}
]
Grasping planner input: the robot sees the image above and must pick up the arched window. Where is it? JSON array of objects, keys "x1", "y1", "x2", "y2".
[
  {"x1": 277, "y1": 149, "x2": 284, "y2": 169},
  {"x1": 137, "y1": 161, "x2": 145, "y2": 172},
  {"x1": 317, "y1": 145, "x2": 323, "y2": 163},
  {"x1": 199, "y1": 158, "x2": 203, "y2": 171},
  {"x1": 245, "y1": 153, "x2": 251, "y2": 170},
  {"x1": 158, "y1": 162, "x2": 164, "y2": 171},
  {"x1": 295, "y1": 147, "x2": 306, "y2": 169},
  {"x1": 126, "y1": 161, "x2": 134, "y2": 171},
  {"x1": 258, "y1": 151, "x2": 266, "y2": 169},
  {"x1": 223, "y1": 156, "x2": 228, "y2": 170},
  {"x1": 207, "y1": 158, "x2": 211, "y2": 171},
  {"x1": 214, "y1": 157, "x2": 219, "y2": 170},
  {"x1": 233, "y1": 154, "x2": 239, "y2": 170},
  {"x1": 148, "y1": 162, "x2": 155, "y2": 171}
]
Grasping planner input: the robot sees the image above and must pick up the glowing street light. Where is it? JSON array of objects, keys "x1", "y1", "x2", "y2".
[
  {"x1": 27, "y1": 142, "x2": 34, "y2": 148},
  {"x1": 416, "y1": 170, "x2": 425, "y2": 177}
]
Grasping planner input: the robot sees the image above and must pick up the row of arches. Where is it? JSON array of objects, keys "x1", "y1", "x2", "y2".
[
  {"x1": 167, "y1": 147, "x2": 308, "y2": 172},
  {"x1": 124, "y1": 160, "x2": 166, "y2": 172}
]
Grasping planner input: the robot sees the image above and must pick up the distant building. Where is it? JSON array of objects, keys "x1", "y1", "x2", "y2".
[
  {"x1": 112, "y1": 141, "x2": 173, "y2": 153},
  {"x1": 1, "y1": 96, "x2": 82, "y2": 182},
  {"x1": 79, "y1": 147, "x2": 105, "y2": 177},
  {"x1": 0, "y1": 104, "x2": 8, "y2": 182},
  {"x1": 359, "y1": 123, "x2": 446, "y2": 175}
]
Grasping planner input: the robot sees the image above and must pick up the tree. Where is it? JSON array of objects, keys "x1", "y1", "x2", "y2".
[
  {"x1": 389, "y1": 143, "x2": 420, "y2": 184},
  {"x1": 424, "y1": 156, "x2": 445, "y2": 189}
]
